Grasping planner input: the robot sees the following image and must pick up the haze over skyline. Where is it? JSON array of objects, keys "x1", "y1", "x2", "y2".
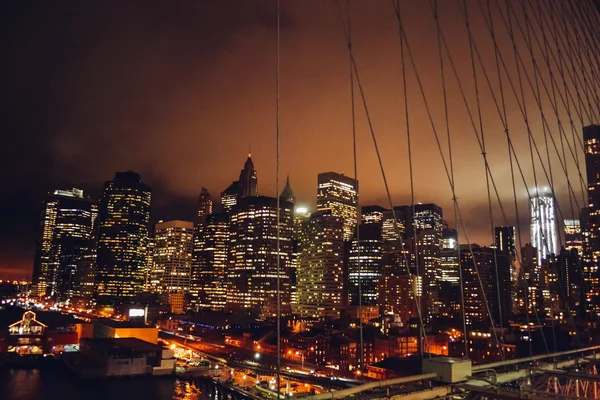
[{"x1": 0, "y1": 0, "x2": 589, "y2": 279}]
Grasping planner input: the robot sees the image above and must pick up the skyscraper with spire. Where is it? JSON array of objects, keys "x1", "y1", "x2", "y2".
[
  {"x1": 238, "y1": 153, "x2": 258, "y2": 199},
  {"x1": 280, "y1": 175, "x2": 295, "y2": 205},
  {"x1": 530, "y1": 192, "x2": 558, "y2": 263}
]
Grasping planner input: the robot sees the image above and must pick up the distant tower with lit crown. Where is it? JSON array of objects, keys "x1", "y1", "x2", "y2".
[
  {"x1": 280, "y1": 175, "x2": 295, "y2": 205},
  {"x1": 238, "y1": 153, "x2": 258, "y2": 199}
]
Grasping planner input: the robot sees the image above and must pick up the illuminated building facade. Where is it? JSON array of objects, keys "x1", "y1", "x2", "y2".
[
  {"x1": 150, "y1": 220, "x2": 193, "y2": 293},
  {"x1": 380, "y1": 272, "x2": 422, "y2": 323},
  {"x1": 190, "y1": 212, "x2": 229, "y2": 311},
  {"x1": 225, "y1": 196, "x2": 294, "y2": 318},
  {"x1": 221, "y1": 181, "x2": 239, "y2": 213},
  {"x1": 32, "y1": 188, "x2": 97, "y2": 301},
  {"x1": 381, "y1": 207, "x2": 406, "y2": 253},
  {"x1": 459, "y1": 245, "x2": 511, "y2": 326},
  {"x1": 280, "y1": 176, "x2": 295, "y2": 205},
  {"x1": 564, "y1": 219, "x2": 583, "y2": 254},
  {"x1": 238, "y1": 154, "x2": 258, "y2": 198},
  {"x1": 295, "y1": 209, "x2": 344, "y2": 318},
  {"x1": 438, "y1": 227, "x2": 460, "y2": 316},
  {"x1": 495, "y1": 226, "x2": 516, "y2": 256},
  {"x1": 73, "y1": 247, "x2": 97, "y2": 303},
  {"x1": 348, "y1": 223, "x2": 383, "y2": 307},
  {"x1": 96, "y1": 172, "x2": 151, "y2": 304},
  {"x1": 494, "y1": 226, "x2": 518, "y2": 299},
  {"x1": 584, "y1": 125, "x2": 600, "y2": 313},
  {"x1": 411, "y1": 204, "x2": 443, "y2": 276},
  {"x1": 554, "y1": 247, "x2": 582, "y2": 312},
  {"x1": 584, "y1": 125, "x2": 600, "y2": 263},
  {"x1": 439, "y1": 227, "x2": 459, "y2": 284},
  {"x1": 317, "y1": 172, "x2": 358, "y2": 241},
  {"x1": 518, "y1": 243, "x2": 545, "y2": 314},
  {"x1": 195, "y1": 188, "x2": 212, "y2": 224},
  {"x1": 530, "y1": 193, "x2": 558, "y2": 263},
  {"x1": 362, "y1": 205, "x2": 388, "y2": 225},
  {"x1": 460, "y1": 245, "x2": 491, "y2": 325},
  {"x1": 395, "y1": 204, "x2": 443, "y2": 318}
]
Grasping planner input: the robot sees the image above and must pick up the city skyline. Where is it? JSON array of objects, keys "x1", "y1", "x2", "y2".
[
  {"x1": 2, "y1": 1, "x2": 600, "y2": 398},
  {"x1": 0, "y1": 1, "x2": 590, "y2": 282},
  {"x1": 1, "y1": 156, "x2": 585, "y2": 281}
]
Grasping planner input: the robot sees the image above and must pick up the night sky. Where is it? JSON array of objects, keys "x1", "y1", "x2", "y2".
[{"x1": 0, "y1": 0, "x2": 592, "y2": 280}]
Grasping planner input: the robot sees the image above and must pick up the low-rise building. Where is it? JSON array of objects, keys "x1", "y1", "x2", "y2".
[
  {"x1": 367, "y1": 355, "x2": 424, "y2": 380},
  {"x1": 64, "y1": 337, "x2": 175, "y2": 378},
  {"x1": 93, "y1": 319, "x2": 158, "y2": 344},
  {"x1": 0, "y1": 308, "x2": 85, "y2": 355}
]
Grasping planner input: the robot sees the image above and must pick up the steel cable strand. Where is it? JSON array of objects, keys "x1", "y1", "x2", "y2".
[
  {"x1": 392, "y1": 0, "x2": 505, "y2": 360},
  {"x1": 333, "y1": 0, "x2": 432, "y2": 357},
  {"x1": 481, "y1": 0, "x2": 582, "y2": 342},
  {"x1": 275, "y1": 0, "x2": 281, "y2": 396},
  {"x1": 432, "y1": 0, "x2": 468, "y2": 358},
  {"x1": 460, "y1": 0, "x2": 577, "y2": 347},
  {"x1": 496, "y1": 0, "x2": 539, "y2": 356},
  {"x1": 345, "y1": 0, "x2": 364, "y2": 372}
]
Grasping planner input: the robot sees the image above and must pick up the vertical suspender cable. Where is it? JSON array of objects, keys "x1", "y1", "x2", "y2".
[
  {"x1": 485, "y1": 0, "x2": 580, "y2": 342},
  {"x1": 275, "y1": 0, "x2": 281, "y2": 397},
  {"x1": 334, "y1": 0, "x2": 431, "y2": 359},
  {"x1": 504, "y1": 0, "x2": 538, "y2": 357},
  {"x1": 392, "y1": 0, "x2": 505, "y2": 358},
  {"x1": 432, "y1": 0, "x2": 467, "y2": 358},
  {"x1": 346, "y1": 0, "x2": 364, "y2": 372},
  {"x1": 471, "y1": 0, "x2": 504, "y2": 336},
  {"x1": 396, "y1": 0, "x2": 423, "y2": 357},
  {"x1": 431, "y1": 0, "x2": 548, "y2": 357}
]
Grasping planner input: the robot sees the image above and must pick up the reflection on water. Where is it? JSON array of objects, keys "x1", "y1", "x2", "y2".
[{"x1": 0, "y1": 367, "x2": 249, "y2": 400}]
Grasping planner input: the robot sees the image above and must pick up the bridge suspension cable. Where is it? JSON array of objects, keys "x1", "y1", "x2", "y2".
[{"x1": 334, "y1": 0, "x2": 432, "y2": 358}]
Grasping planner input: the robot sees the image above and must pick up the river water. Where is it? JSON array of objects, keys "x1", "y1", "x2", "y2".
[{"x1": 0, "y1": 366, "x2": 250, "y2": 400}]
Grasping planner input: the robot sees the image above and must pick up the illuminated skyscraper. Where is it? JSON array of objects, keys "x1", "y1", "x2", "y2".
[
  {"x1": 460, "y1": 245, "x2": 494, "y2": 325},
  {"x1": 397, "y1": 203, "x2": 443, "y2": 317},
  {"x1": 96, "y1": 172, "x2": 151, "y2": 304},
  {"x1": 280, "y1": 176, "x2": 295, "y2": 205},
  {"x1": 348, "y1": 223, "x2": 383, "y2": 307},
  {"x1": 190, "y1": 212, "x2": 229, "y2": 311},
  {"x1": 317, "y1": 172, "x2": 358, "y2": 241},
  {"x1": 381, "y1": 207, "x2": 406, "y2": 253},
  {"x1": 398, "y1": 203, "x2": 443, "y2": 275},
  {"x1": 530, "y1": 193, "x2": 558, "y2": 263},
  {"x1": 225, "y1": 196, "x2": 293, "y2": 318},
  {"x1": 221, "y1": 181, "x2": 239, "y2": 213},
  {"x1": 238, "y1": 154, "x2": 258, "y2": 198},
  {"x1": 495, "y1": 226, "x2": 516, "y2": 256},
  {"x1": 584, "y1": 125, "x2": 600, "y2": 264},
  {"x1": 554, "y1": 247, "x2": 582, "y2": 311},
  {"x1": 32, "y1": 188, "x2": 97, "y2": 301},
  {"x1": 191, "y1": 187, "x2": 214, "y2": 309},
  {"x1": 196, "y1": 188, "x2": 212, "y2": 224},
  {"x1": 439, "y1": 227, "x2": 459, "y2": 284},
  {"x1": 438, "y1": 227, "x2": 460, "y2": 316},
  {"x1": 518, "y1": 243, "x2": 545, "y2": 314},
  {"x1": 295, "y1": 209, "x2": 344, "y2": 319},
  {"x1": 362, "y1": 205, "x2": 388, "y2": 225},
  {"x1": 150, "y1": 220, "x2": 193, "y2": 293},
  {"x1": 73, "y1": 247, "x2": 96, "y2": 303},
  {"x1": 564, "y1": 219, "x2": 583, "y2": 255}
]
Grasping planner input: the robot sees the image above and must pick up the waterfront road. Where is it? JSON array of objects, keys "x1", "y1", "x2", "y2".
[{"x1": 160, "y1": 331, "x2": 354, "y2": 390}]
